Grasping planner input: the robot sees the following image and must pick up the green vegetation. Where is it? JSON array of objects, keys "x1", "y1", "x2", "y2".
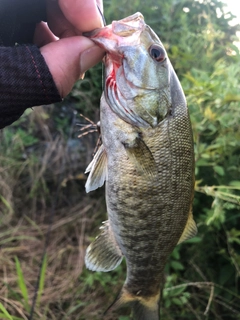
[{"x1": 0, "y1": 0, "x2": 240, "y2": 319}]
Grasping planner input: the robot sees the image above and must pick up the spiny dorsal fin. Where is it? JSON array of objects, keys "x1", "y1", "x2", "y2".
[
  {"x1": 85, "y1": 221, "x2": 123, "y2": 272},
  {"x1": 178, "y1": 211, "x2": 197, "y2": 245},
  {"x1": 123, "y1": 137, "x2": 157, "y2": 177},
  {"x1": 85, "y1": 144, "x2": 107, "y2": 193}
]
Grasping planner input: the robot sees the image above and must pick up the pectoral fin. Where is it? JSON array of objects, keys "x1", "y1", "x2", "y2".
[
  {"x1": 178, "y1": 211, "x2": 197, "y2": 244},
  {"x1": 123, "y1": 137, "x2": 157, "y2": 177},
  {"x1": 85, "y1": 221, "x2": 123, "y2": 272},
  {"x1": 85, "y1": 144, "x2": 107, "y2": 193}
]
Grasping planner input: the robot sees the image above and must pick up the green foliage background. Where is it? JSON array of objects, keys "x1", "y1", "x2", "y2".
[{"x1": 0, "y1": 0, "x2": 240, "y2": 319}]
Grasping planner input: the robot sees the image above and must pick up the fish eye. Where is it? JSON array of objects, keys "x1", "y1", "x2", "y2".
[{"x1": 149, "y1": 44, "x2": 166, "y2": 62}]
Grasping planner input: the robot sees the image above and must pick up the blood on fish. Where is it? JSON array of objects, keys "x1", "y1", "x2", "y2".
[
  {"x1": 91, "y1": 28, "x2": 113, "y2": 39},
  {"x1": 106, "y1": 69, "x2": 131, "y2": 115}
]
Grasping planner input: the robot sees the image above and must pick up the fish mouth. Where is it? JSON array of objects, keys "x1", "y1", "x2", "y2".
[
  {"x1": 83, "y1": 12, "x2": 145, "y2": 51},
  {"x1": 84, "y1": 13, "x2": 160, "y2": 128},
  {"x1": 84, "y1": 21, "x2": 140, "y2": 39}
]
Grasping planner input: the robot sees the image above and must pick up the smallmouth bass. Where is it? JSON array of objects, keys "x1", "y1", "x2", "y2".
[{"x1": 84, "y1": 12, "x2": 197, "y2": 320}]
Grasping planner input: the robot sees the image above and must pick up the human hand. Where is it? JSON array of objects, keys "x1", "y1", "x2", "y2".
[{"x1": 34, "y1": 0, "x2": 105, "y2": 98}]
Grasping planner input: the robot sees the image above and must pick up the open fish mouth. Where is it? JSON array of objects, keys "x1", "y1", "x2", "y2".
[{"x1": 84, "y1": 12, "x2": 145, "y2": 44}]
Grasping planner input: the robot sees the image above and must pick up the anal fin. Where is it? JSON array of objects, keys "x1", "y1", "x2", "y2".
[
  {"x1": 85, "y1": 221, "x2": 123, "y2": 272},
  {"x1": 178, "y1": 211, "x2": 197, "y2": 245},
  {"x1": 85, "y1": 144, "x2": 107, "y2": 193}
]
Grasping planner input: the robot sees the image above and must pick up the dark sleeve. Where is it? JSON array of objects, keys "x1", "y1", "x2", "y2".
[
  {"x1": 0, "y1": 0, "x2": 47, "y2": 46},
  {"x1": 0, "y1": 45, "x2": 62, "y2": 129}
]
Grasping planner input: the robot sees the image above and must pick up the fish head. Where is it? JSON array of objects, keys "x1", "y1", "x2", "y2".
[{"x1": 86, "y1": 12, "x2": 186, "y2": 128}]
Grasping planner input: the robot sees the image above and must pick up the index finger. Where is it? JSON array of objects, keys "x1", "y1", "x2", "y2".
[{"x1": 59, "y1": 0, "x2": 104, "y2": 33}]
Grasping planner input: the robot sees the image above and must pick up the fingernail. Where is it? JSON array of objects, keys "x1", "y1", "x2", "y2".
[
  {"x1": 80, "y1": 45, "x2": 105, "y2": 76},
  {"x1": 79, "y1": 73, "x2": 85, "y2": 80}
]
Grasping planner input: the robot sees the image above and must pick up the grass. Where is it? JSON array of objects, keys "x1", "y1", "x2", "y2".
[
  {"x1": 0, "y1": 105, "x2": 110, "y2": 319},
  {"x1": 0, "y1": 177, "x2": 111, "y2": 319}
]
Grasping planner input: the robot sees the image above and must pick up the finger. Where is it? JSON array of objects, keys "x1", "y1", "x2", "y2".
[
  {"x1": 59, "y1": 0, "x2": 104, "y2": 33},
  {"x1": 40, "y1": 37, "x2": 105, "y2": 97},
  {"x1": 34, "y1": 22, "x2": 57, "y2": 46},
  {"x1": 47, "y1": 0, "x2": 78, "y2": 38}
]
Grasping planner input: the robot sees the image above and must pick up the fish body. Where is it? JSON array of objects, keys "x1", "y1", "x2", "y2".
[{"x1": 84, "y1": 13, "x2": 197, "y2": 320}]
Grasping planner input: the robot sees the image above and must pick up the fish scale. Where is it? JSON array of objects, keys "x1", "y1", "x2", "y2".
[{"x1": 84, "y1": 12, "x2": 197, "y2": 320}]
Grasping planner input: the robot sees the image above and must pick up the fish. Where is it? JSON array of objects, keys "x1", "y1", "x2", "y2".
[{"x1": 84, "y1": 12, "x2": 197, "y2": 320}]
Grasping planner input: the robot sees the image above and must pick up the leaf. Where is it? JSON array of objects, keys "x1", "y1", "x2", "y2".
[
  {"x1": 65, "y1": 302, "x2": 86, "y2": 316},
  {"x1": 172, "y1": 297, "x2": 183, "y2": 306},
  {"x1": 227, "y1": 228, "x2": 240, "y2": 245},
  {"x1": 0, "y1": 316, "x2": 24, "y2": 320},
  {"x1": 229, "y1": 181, "x2": 240, "y2": 187},
  {"x1": 169, "y1": 285, "x2": 187, "y2": 296},
  {"x1": 223, "y1": 94, "x2": 240, "y2": 102},
  {"x1": 184, "y1": 236, "x2": 202, "y2": 243},
  {"x1": 37, "y1": 254, "x2": 47, "y2": 307},
  {"x1": 214, "y1": 165, "x2": 225, "y2": 176},
  {"x1": 0, "y1": 304, "x2": 13, "y2": 320},
  {"x1": 0, "y1": 195, "x2": 13, "y2": 214},
  {"x1": 0, "y1": 307, "x2": 23, "y2": 319},
  {"x1": 204, "y1": 106, "x2": 216, "y2": 120},
  {"x1": 171, "y1": 247, "x2": 180, "y2": 260},
  {"x1": 180, "y1": 295, "x2": 189, "y2": 305},
  {"x1": 170, "y1": 261, "x2": 184, "y2": 270},
  {"x1": 164, "y1": 299, "x2": 171, "y2": 308},
  {"x1": 15, "y1": 257, "x2": 29, "y2": 312}
]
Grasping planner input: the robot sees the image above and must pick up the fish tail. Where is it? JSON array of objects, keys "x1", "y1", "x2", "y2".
[
  {"x1": 106, "y1": 286, "x2": 161, "y2": 320},
  {"x1": 131, "y1": 298, "x2": 160, "y2": 320}
]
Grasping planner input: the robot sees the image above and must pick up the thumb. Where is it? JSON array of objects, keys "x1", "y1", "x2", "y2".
[{"x1": 40, "y1": 36, "x2": 105, "y2": 97}]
